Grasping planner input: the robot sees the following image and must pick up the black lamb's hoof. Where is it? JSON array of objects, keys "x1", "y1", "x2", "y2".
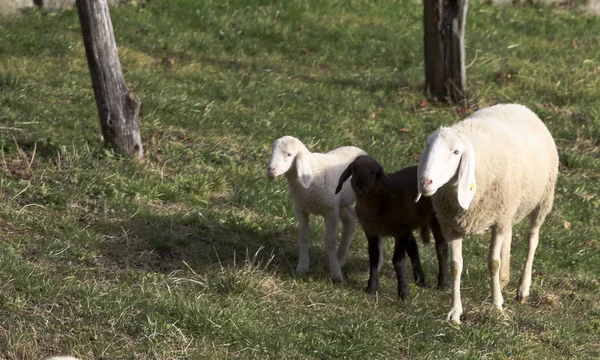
[
  {"x1": 365, "y1": 285, "x2": 378, "y2": 294},
  {"x1": 398, "y1": 291, "x2": 410, "y2": 300}
]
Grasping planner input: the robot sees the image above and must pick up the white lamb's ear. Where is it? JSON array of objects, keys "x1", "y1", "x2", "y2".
[
  {"x1": 296, "y1": 148, "x2": 313, "y2": 189},
  {"x1": 457, "y1": 138, "x2": 476, "y2": 210}
]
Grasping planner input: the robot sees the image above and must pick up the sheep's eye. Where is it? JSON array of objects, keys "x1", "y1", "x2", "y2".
[
  {"x1": 286, "y1": 152, "x2": 292, "y2": 157},
  {"x1": 453, "y1": 150, "x2": 460, "y2": 155}
]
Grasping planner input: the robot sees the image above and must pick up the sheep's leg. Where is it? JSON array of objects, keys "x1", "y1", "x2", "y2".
[
  {"x1": 393, "y1": 234, "x2": 411, "y2": 300},
  {"x1": 365, "y1": 234, "x2": 381, "y2": 294},
  {"x1": 337, "y1": 206, "x2": 357, "y2": 267},
  {"x1": 324, "y1": 210, "x2": 343, "y2": 282},
  {"x1": 295, "y1": 209, "x2": 311, "y2": 274},
  {"x1": 377, "y1": 237, "x2": 385, "y2": 271},
  {"x1": 406, "y1": 233, "x2": 426, "y2": 287},
  {"x1": 500, "y1": 227, "x2": 513, "y2": 289},
  {"x1": 430, "y1": 219, "x2": 449, "y2": 289},
  {"x1": 490, "y1": 225, "x2": 509, "y2": 311},
  {"x1": 517, "y1": 207, "x2": 545, "y2": 303},
  {"x1": 445, "y1": 230, "x2": 463, "y2": 323}
]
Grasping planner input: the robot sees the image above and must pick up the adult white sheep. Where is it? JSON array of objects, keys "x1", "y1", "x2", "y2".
[
  {"x1": 415, "y1": 104, "x2": 558, "y2": 323},
  {"x1": 267, "y1": 136, "x2": 367, "y2": 282}
]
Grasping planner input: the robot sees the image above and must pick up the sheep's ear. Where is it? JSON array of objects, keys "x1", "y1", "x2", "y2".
[
  {"x1": 378, "y1": 170, "x2": 394, "y2": 197},
  {"x1": 296, "y1": 149, "x2": 313, "y2": 189},
  {"x1": 335, "y1": 164, "x2": 352, "y2": 194},
  {"x1": 457, "y1": 139, "x2": 476, "y2": 210},
  {"x1": 415, "y1": 149, "x2": 426, "y2": 203}
]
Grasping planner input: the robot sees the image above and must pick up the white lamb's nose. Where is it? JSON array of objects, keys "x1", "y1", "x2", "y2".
[{"x1": 421, "y1": 176, "x2": 433, "y2": 187}]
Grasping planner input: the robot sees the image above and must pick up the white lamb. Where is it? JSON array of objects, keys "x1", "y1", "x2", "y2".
[
  {"x1": 415, "y1": 104, "x2": 558, "y2": 323},
  {"x1": 267, "y1": 136, "x2": 367, "y2": 282}
]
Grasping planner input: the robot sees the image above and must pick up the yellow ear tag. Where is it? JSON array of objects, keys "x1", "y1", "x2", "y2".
[{"x1": 470, "y1": 183, "x2": 476, "y2": 191}]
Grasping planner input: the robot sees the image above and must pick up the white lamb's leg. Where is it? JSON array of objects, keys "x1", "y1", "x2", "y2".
[
  {"x1": 324, "y1": 209, "x2": 343, "y2": 282},
  {"x1": 500, "y1": 227, "x2": 513, "y2": 289},
  {"x1": 517, "y1": 214, "x2": 542, "y2": 303},
  {"x1": 295, "y1": 208, "x2": 311, "y2": 274},
  {"x1": 337, "y1": 206, "x2": 357, "y2": 267},
  {"x1": 446, "y1": 235, "x2": 463, "y2": 324},
  {"x1": 490, "y1": 225, "x2": 510, "y2": 311}
]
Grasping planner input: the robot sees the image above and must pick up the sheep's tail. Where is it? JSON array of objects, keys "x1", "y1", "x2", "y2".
[{"x1": 419, "y1": 225, "x2": 431, "y2": 246}]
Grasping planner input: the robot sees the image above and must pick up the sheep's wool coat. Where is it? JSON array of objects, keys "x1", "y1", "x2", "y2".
[
  {"x1": 432, "y1": 104, "x2": 558, "y2": 235},
  {"x1": 287, "y1": 146, "x2": 366, "y2": 215}
]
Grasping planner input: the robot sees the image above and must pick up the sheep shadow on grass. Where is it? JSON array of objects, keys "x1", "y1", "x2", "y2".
[{"x1": 87, "y1": 207, "x2": 376, "y2": 287}]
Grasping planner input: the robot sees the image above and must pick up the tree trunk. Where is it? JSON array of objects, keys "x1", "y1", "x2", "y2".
[
  {"x1": 423, "y1": 0, "x2": 469, "y2": 103},
  {"x1": 76, "y1": 0, "x2": 143, "y2": 158}
]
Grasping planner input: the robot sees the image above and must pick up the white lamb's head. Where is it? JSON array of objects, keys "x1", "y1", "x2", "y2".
[
  {"x1": 416, "y1": 127, "x2": 476, "y2": 210},
  {"x1": 267, "y1": 136, "x2": 313, "y2": 189}
]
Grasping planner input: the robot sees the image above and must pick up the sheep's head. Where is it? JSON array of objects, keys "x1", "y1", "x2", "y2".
[
  {"x1": 416, "y1": 127, "x2": 476, "y2": 210},
  {"x1": 335, "y1": 155, "x2": 392, "y2": 197},
  {"x1": 267, "y1": 136, "x2": 313, "y2": 189}
]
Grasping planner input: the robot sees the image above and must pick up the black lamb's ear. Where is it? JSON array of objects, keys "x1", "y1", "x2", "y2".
[{"x1": 336, "y1": 164, "x2": 353, "y2": 194}]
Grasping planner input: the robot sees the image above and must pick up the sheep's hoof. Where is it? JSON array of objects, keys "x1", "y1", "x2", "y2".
[
  {"x1": 437, "y1": 281, "x2": 449, "y2": 290},
  {"x1": 416, "y1": 279, "x2": 426, "y2": 288},
  {"x1": 516, "y1": 293, "x2": 529, "y2": 304},
  {"x1": 446, "y1": 309, "x2": 462, "y2": 324},
  {"x1": 295, "y1": 265, "x2": 309, "y2": 274},
  {"x1": 330, "y1": 272, "x2": 344, "y2": 283},
  {"x1": 365, "y1": 285, "x2": 378, "y2": 294},
  {"x1": 398, "y1": 291, "x2": 409, "y2": 300}
]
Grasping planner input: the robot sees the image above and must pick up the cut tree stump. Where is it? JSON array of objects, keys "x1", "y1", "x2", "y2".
[
  {"x1": 76, "y1": 0, "x2": 143, "y2": 158},
  {"x1": 423, "y1": 0, "x2": 469, "y2": 103}
]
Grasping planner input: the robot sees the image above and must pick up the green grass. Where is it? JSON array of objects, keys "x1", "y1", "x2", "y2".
[{"x1": 1, "y1": 0, "x2": 600, "y2": 358}]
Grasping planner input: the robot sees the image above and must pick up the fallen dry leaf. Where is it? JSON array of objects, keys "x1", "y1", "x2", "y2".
[
  {"x1": 319, "y1": 64, "x2": 332, "y2": 72},
  {"x1": 409, "y1": 153, "x2": 420, "y2": 161},
  {"x1": 544, "y1": 102, "x2": 560, "y2": 112},
  {"x1": 495, "y1": 71, "x2": 511, "y2": 82},
  {"x1": 162, "y1": 57, "x2": 175, "y2": 67},
  {"x1": 585, "y1": 240, "x2": 596, "y2": 247},
  {"x1": 399, "y1": 128, "x2": 409, "y2": 134},
  {"x1": 136, "y1": 27, "x2": 150, "y2": 35},
  {"x1": 416, "y1": 98, "x2": 429, "y2": 110},
  {"x1": 453, "y1": 106, "x2": 468, "y2": 117},
  {"x1": 582, "y1": 194, "x2": 595, "y2": 202},
  {"x1": 571, "y1": 39, "x2": 578, "y2": 49},
  {"x1": 563, "y1": 221, "x2": 571, "y2": 229}
]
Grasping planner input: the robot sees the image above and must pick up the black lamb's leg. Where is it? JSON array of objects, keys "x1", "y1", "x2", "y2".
[
  {"x1": 431, "y1": 217, "x2": 449, "y2": 289},
  {"x1": 393, "y1": 234, "x2": 411, "y2": 299},
  {"x1": 365, "y1": 234, "x2": 381, "y2": 294},
  {"x1": 406, "y1": 233, "x2": 426, "y2": 287}
]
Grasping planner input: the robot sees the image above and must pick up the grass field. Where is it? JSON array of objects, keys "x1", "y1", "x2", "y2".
[{"x1": 1, "y1": 0, "x2": 599, "y2": 358}]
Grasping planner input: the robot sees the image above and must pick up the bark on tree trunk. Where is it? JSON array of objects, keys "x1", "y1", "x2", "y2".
[
  {"x1": 423, "y1": 0, "x2": 469, "y2": 103},
  {"x1": 76, "y1": 0, "x2": 143, "y2": 158}
]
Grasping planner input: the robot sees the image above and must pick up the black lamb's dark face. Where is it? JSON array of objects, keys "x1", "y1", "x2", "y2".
[{"x1": 350, "y1": 163, "x2": 379, "y2": 198}]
